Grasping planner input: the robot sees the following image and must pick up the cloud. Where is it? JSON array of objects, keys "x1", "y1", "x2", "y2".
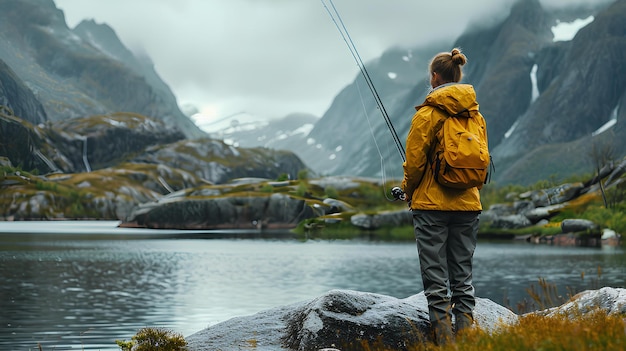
[{"x1": 53, "y1": 0, "x2": 607, "y2": 124}]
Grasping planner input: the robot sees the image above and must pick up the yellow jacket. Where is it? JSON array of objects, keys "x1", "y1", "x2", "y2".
[{"x1": 401, "y1": 83, "x2": 483, "y2": 211}]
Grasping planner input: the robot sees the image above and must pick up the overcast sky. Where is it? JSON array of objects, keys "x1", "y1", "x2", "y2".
[{"x1": 54, "y1": 0, "x2": 607, "y2": 129}]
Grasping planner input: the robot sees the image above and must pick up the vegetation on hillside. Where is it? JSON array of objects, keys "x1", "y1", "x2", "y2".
[{"x1": 2, "y1": 153, "x2": 625, "y2": 243}]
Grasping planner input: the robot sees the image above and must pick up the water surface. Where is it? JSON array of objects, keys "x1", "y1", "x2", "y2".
[{"x1": 1, "y1": 221, "x2": 624, "y2": 350}]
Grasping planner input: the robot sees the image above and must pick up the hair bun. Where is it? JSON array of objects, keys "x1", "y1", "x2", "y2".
[{"x1": 450, "y1": 48, "x2": 467, "y2": 66}]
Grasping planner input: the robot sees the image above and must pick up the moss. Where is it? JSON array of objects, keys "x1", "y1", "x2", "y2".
[{"x1": 115, "y1": 327, "x2": 187, "y2": 351}]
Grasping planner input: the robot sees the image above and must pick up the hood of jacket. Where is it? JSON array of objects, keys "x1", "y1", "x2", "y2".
[{"x1": 416, "y1": 83, "x2": 479, "y2": 117}]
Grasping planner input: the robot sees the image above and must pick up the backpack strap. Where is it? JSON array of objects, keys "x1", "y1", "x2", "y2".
[{"x1": 427, "y1": 107, "x2": 450, "y2": 182}]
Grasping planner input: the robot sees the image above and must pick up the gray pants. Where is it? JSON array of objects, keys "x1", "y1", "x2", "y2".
[{"x1": 412, "y1": 210, "x2": 479, "y2": 325}]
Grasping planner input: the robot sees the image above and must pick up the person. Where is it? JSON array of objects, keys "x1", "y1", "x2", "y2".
[{"x1": 401, "y1": 48, "x2": 485, "y2": 345}]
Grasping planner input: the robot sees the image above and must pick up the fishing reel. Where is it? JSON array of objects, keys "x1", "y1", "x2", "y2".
[{"x1": 391, "y1": 187, "x2": 406, "y2": 201}]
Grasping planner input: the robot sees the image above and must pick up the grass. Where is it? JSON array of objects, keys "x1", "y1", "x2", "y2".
[
  {"x1": 347, "y1": 309, "x2": 626, "y2": 351},
  {"x1": 444, "y1": 309, "x2": 626, "y2": 351},
  {"x1": 115, "y1": 327, "x2": 186, "y2": 351}
]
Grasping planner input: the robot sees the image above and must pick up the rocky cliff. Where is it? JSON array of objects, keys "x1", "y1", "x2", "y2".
[
  {"x1": 490, "y1": 0, "x2": 626, "y2": 180},
  {"x1": 0, "y1": 0, "x2": 205, "y2": 138}
]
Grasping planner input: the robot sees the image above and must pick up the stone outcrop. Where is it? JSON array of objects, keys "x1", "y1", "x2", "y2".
[
  {"x1": 0, "y1": 163, "x2": 206, "y2": 220},
  {"x1": 124, "y1": 192, "x2": 326, "y2": 230},
  {"x1": 0, "y1": 113, "x2": 61, "y2": 174},
  {"x1": 544, "y1": 287, "x2": 626, "y2": 317},
  {"x1": 0, "y1": 59, "x2": 47, "y2": 125},
  {"x1": 50, "y1": 112, "x2": 186, "y2": 172},
  {"x1": 350, "y1": 210, "x2": 412, "y2": 230},
  {"x1": 186, "y1": 289, "x2": 518, "y2": 351},
  {"x1": 132, "y1": 138, "x2": 307, "y2": 184},
  {"x1": 481, "y1": 157, "x2": 626, "y2": 239},
  {"x1": 561, "y1": 219, "x2": 598, "y2": 233},
  {"x1": 186, "y1": 287, "x2": 626, "y2": 351},
  {"x1": 0, "y1": 110, "x2": 186, "y2": 175}
]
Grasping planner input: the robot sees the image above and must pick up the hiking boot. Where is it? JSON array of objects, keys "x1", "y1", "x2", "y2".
[
  {"x1": 431, "y1": 320, "x2": 454, "y2": 346},
  {"x1": 454, "y1": 313, "x2": 474, "y2": 334}
]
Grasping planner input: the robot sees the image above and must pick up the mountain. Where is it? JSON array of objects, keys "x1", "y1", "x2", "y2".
[
  {"x1": 0, "y1": 0, "x2": 205, "y2": 138},
  {"x1": 2, "y1": 0, "x2": 623, "y2": 188},
  {"x1": 236, "y1": 0, "x2": 623, "y2": 186},
  {"x1": 208, "y1": 112, "x2": 319, "y2": 152},
  {"x1": 489, "y1": 0, "x2": 626, "y2": 183},
  {"x1": 0, "y1": 0, "x2": 311, "y2": 223}
]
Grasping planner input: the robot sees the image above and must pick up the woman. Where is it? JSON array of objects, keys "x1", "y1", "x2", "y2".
[{"x1": 401, "y1": 48, "x2": 486, "y2": 344}]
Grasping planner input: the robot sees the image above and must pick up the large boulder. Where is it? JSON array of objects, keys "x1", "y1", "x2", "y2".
[
  {"x1": 519, "y1": 183, "x2": 585, "y2": 207},
  {"x1": 350, "y1": 210, "x2": 412, "y2": 230},
  {"x1": 123, "y1": 193, "x2": 325, "y2": 229},
  {"x1": 561, "y1": 218, "x2": 598, "y2": 233},
  {"x1": 492, "y1": 214, "x2": 533, "y2": 229},
  {"x1": 186, "y1": 289, "x2": 518, "y2": 351},
  {"x1": 542, "y1": 287, "x2": 626, "y2": 318}
]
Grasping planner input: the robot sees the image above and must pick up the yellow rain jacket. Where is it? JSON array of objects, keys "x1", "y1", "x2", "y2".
[{"x1": 401, "y1": 83, "x2": 483, "y2": 211}]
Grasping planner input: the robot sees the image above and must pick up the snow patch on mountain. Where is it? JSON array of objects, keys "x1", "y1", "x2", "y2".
[{"x1": 552, "y1": 16, "x2": 594, "y2": 42}]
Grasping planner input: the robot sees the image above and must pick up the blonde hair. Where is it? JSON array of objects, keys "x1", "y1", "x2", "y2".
[{"x1": 429, "y1": 48, "x2": 467, "y2": 83}]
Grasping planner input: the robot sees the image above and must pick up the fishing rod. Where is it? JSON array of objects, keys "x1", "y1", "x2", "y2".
[{"x1": 320, "y1": 0, "x2": 406, "y2": 163}]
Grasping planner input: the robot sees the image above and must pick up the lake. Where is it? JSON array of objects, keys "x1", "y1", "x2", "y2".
[{"x1": 1, "y1": 221, "x2": 624, "y2": 350}]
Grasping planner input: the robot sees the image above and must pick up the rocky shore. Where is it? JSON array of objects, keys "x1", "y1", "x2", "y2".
[{"x1": 185, "y1": 287, "x2": 626, "y2": 351}]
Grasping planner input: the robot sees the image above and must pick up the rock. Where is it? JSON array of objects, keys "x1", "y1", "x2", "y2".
[
  {"x1": 601, "y1": 228, "x2": 619, "y2": 240},
  {"x1": 487, "y1": 203, "x2": 516, "y2": 216},
  {"x1": 561, "y1": 219, "x2": 598, "y2": 233},
  {"x1": 480, "y1": 204, "x2": 518, "y2": 225},
  {"x1": 519, "y1": 183, "x2": 584, "y2": 207},
  {"x1": 186, "y1": 290, "x2": 518, "y2": 351},
  {"x1": 492, "y1": 214, "x2": 532, "y2": 229},
  {"x1": 544, "y1": 287, "x2": 626, "y2": 318},
  {"x1": 284, "y1": 290, "x2": 430, "y2": 351},
  {"x1": 0, "y1": 156, "x2": 12, "y2": 167},
  {"x1": 51, "y1": 113, "x2": 186, "y2": 173},
  {"x1": 350, "y1": 210, "x2": 412, "y2": 230},
  {"x1": 0, "y1": 59, "x2": 48, "y2": 125},
  {"x1": 308, "y1": 177, "x2": 366, "y2": 191},
  {"x1": 513, "y1": 200, "x2": 534, "y2": 214},
  {"x1": 133, "y1": 138, "x2": 307, "y2": 184},
  {"x1": 350, "y1": 213, "x2": 378, "y2": 230},
  {"x1": 0, "y1": 113, "x2": 63, "y2": 174},
  {"x1": 604, "y1": 158, "x2": 626, "y2": 186},
  {"x1": 322, "y1": 198, "x2": 354, "y2": 214},
  {"x1": 523, "y1": 204, "x2": 564, "y2": 223},
  {"x1": 124, "y1": 193, "x2": 325, "y2": 229}
]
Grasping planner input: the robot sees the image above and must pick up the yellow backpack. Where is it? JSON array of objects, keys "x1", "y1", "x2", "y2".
[{"x1": 432, "y1": 109, "x2": 492, "y2": 189}]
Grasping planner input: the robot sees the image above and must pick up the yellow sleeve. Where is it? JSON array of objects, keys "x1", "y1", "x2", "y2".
[{"x1": 401, "y1": 108, "x2": 439, "y2": 200}]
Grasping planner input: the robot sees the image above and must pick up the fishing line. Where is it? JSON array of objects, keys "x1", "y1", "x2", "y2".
[
  {"x1": 354, "y1": 77, "x2": 397, "y2": 201},
  {"x1": 320, "y1": 0, "x2": 406, "y2": 163}
]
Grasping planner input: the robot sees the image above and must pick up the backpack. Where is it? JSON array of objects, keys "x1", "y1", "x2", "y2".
[{"x1": 431, "y1": 108, "x2": 492, "y2": 189}]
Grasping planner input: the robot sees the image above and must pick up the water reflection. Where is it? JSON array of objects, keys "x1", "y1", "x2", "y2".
[
  {"x1": 473, "y1": 242, "x2": 626, "y2": 310},
  {"x1": 0, "y1": 223, "x2": 625, "y2": 350}
]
